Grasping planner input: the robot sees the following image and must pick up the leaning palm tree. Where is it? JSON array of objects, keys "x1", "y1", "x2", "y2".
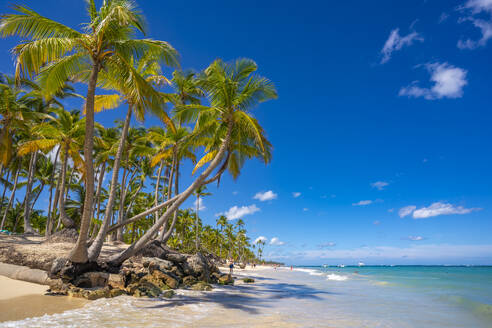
[
  {"x1": 108, "y1": 58, "x2": 276, "y2": 265},
  {"x1": 0, "y1": 0, "x2": 178, "y2": 262}
]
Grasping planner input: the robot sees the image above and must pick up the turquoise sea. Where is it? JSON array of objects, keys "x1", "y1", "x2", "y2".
[{"x1": 294, "y1": 265, "x2": 492, "y2": 327}]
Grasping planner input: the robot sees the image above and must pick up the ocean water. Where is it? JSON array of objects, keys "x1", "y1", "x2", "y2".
[{"x1": 1, "y1": 265, "x2": 491, "y2": 327}]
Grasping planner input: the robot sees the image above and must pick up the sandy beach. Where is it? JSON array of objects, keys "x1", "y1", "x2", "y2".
[{"x1": 0, "y1": 276, "x2": 88, "y2": 323}]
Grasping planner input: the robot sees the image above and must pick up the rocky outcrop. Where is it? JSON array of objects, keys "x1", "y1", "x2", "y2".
[{"x1": 3, "y1": 241, "x2": 224, "y2": 301}]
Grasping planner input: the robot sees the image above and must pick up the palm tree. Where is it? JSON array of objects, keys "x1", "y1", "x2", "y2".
[
  {"x1": 193, "y1": 185, "x2": 211, "y2": 252},
  {"x1": 108, "y1": 58, "x2": 276, "y2": 265},
  {"x1": 0, "y1": 0, "x2": 178, "y2": 262},
  {"x1": 18, "y1": 109, "x2": 85, "y2": 230},
  {"x1": 88, "y1": 54, "x2": 175, "y2": 260}
]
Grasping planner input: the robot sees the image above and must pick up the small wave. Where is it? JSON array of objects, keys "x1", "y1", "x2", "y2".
[
  {"x1": 326, "y1": 274, "x2": 348, "y2": 281},
  {"x1": 294, "y1": 268, "x2": 324, "y2": 276}
]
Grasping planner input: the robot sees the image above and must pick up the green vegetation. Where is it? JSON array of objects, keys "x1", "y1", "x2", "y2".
[{"x1": 0, "y1": 0, "x2": 276, "y2": 266}]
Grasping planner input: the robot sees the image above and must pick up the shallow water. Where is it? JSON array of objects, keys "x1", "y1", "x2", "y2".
[{"x1": 1, "y1": 266, "x2": 491, "y2": 327}]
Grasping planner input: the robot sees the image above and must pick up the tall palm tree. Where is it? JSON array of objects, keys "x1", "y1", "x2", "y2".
[
  {"x1": 0, "y1": 0, "x2": 178, "y2": 262},
  {"x1": 194, "y1": 185, "x2": 211, "y2": 251},
  {"x1": 109, "y1": 58, "x2": 276, "y2": 265},
  {"x1": 88, "y1": 54, "x2": 175, "y2": 260}
]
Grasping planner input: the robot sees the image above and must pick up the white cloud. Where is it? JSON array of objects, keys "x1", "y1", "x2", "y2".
[
  {"x1": 254, "y1": 236, "x2": 267, "y2": 244},
  {"x1": 270, "y1": 237, "x2": 285, "y2": 246},
  {"x1": 253, "y1": 190, "x2": 278, "y2": 202},
  {"x1": 373, "y1": 220, "x2": 381, "y2": 225},
  {"x1": 221, "y1": 204, "x2": 260, "y2": 220},
  {"x1": 407, "y1": 236, "x2": 424, "y2": 241},
  {"x1": 353, "y1": 200, "x2": 373, "y2": 206},
  {"x1": 292, "y1": 192, "x2": 301, "y2": 198},
  {"x1": 232, "y1": 191, "x2": 239, "y2": 195},
  {"x1": 318, "y1": 242, "x2": 336, "y2": 248},
  {"x1": 412, "y1": 202, "x2": 481, "y2": 219},
  {"x1": 371, "y1": 181, "x2": 389, "y2": 190},
  {"x1": 303, "y1": 208, "x2": 309, "y2": 212},
  {"x1": 194, "y1": 198, "x2": 205, "y2": 211},
  {"x1": 399, "y1": 63, "x2": 468, "y2": 100},
  {"x1": 399, "y1": 205, "x2": 417, "y2": 218},
  {"x1": 458, "y1": 0, "x2": 492, "y2": 49},
  {"x1": 380, "y1": 28, "x2": 424, "y2": 63}
]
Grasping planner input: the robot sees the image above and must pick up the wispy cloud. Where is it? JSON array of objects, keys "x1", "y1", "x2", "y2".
[
  {"x1": 303, "y1": 208, "x2": 309, "y2": 212},
  {"x1": 353, "y1": 200, "x2": 373, "y2": 206},
  {"x1": 406, "y1": 236, "x2": 424, "y2": 241},
  {"x1": 380, "y1": 28, "x2": 424, "y2": 63},
  {"x1": 398, "y1": 202, "x2": 481, "y2": 219},
  {"x1": 399, "y1": 62, "x2": 468, "y2": 100},
  {"x1": 254, "y1": 236, "x2": 267, "y2": 244},
  {"x1": 253, "y1": 190, "x2": 278, "y2": 202},
  {"x1": 292, "y1": 192, "x2": 301, "y2": 198},
  {"x1": 318, "y1": 242, "x2": 336, "y2": 248},
  {"x1": 373, "y1": 220, "x2": 381, "y2": 225},
  {"x1": 412, "y1": 202, "x2": 481, "y2": 219},
  {"x1": 458, "y1": 0, "x2": 492, "y2": 49},
  {"x1": 220, "y1": 204, "x2": 260, "y2": 220},
  {"x1": 371, "y1": 181, "x2": 389, "y2": 190},
  {"x1": 270, "y1": 237, "x2": 285, "y2": 246},
  {"x1": 399, "y1": 205, "x2": 417, "y2": 218}
]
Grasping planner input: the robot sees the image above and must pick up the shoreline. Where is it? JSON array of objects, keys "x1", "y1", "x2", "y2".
[
  {"x1": 0, "y1": 264, "x2": 276, "y2": 324},
  {"x1": 0, "y1": 275, "x2": 88, "y2": 323}
]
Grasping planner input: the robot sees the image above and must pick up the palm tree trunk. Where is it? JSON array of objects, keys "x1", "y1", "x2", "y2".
[
  {"x1": 109, "y1": 120, "x2": 234, "y2": 265},
  {"x1": 116, "y1": 160, "x2": 129, "y2": 241},
  {"x1": 0, "y1": 169, "x2": 11, "y2": 210},
  {"x1": 195, "y1": 195, "x2": 199, "y2": 252},
  {"x1": 59, "y1": 147, "x2": 75, "y2": 229},
  {"x1": 162, "y1": 159, "x2": 179, "y2": 243},
  {"x1": 154, "y1": 160, "x2": 164, "y2": 222},
  {"x1": 88, "y1": 105, "x2": 132, "y2": 261},
  {"x1": 46, "y1": 147, "x2": 60, "y2": 236},
  {"x1": 70, "y1": 61, "x2": 101, "y2": 263},
  {"x1": 89, "y1": 161, "x2": 106, "y2": 239},
  {"x1": 23, "y1": 151, "x2": 38, "y2": 234},
  {"x1": 0, "y1": 169, "x2": 19, "y2": 230},
  {"x1": 29, "y1": 183, "x2": 44, "y2": 215}
]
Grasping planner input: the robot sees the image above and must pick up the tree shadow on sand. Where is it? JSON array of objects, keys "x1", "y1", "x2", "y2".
[{"x1": 139, "y1": 278, "x2": 337, "y2": 315}]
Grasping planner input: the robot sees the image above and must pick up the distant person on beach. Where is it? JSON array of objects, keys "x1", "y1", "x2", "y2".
[
  {"x1": 290, "y1": 266, "x2": 293, "y2": 271},
  {"x1": 229, "y1": 259, "x2": 234, "y2": 275}
]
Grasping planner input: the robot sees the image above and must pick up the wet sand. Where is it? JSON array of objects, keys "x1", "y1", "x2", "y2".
[{"x1": 0, "y1": 276, "x2": 88, "y2": 322}]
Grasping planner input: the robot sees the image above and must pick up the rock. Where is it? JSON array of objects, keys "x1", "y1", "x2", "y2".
[
  {"x1": 243, "y1": 278, "x2": 255, "y2": 283},
  {"x1": 85, "y1": 287, "x2": 111, "y2": 300},
  {"x1": 151, "y1": 270, "x2": 179, "y2": 289},
  {"x1": 210, "y1": 272, "x2": 221, "y2": 282},
  {"x1": 129, "y1": 281, "x2": 162, "y2": 298},
  {"x1": 161, "y1": 290, "x2": 174, "y2": 298},
  {"x1": 218, "y1": 274, "x2": 234, "y2": 285},
  {"x1": 143, "y1": 257, "x2": 173, "y2": 272},
  {"x1": 108, "y1": 274, "x2": 125, "y2": 290},
  {"x1": 141, "y1": 274, "x2": 169, "y2": 290},
  {"x1": 191, "y1": 281, "x2": 212, "y2": 291},
  {"x1": 109, "y1": 288, "x2": 126, "y2": 298},
  {"x1": 170, "y1": 265, "x2": 184, "y2": 278},
  {"x1": 183, "y1": 253, "x2": 211, "y2": 282},
  {"x1": 165, "y1": 252, "x2": 187, "y2": 263},
  {"x1": 182, "y1": 275, "x2": 197, "y2": 286},
  {"x1": 83, "y1": 272, "x2": 109, "y2": 287}
]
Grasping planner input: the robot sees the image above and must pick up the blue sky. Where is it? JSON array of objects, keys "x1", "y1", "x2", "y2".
[{"x1": 1, "y1": 0, "x2": 491, "y2": 265}]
